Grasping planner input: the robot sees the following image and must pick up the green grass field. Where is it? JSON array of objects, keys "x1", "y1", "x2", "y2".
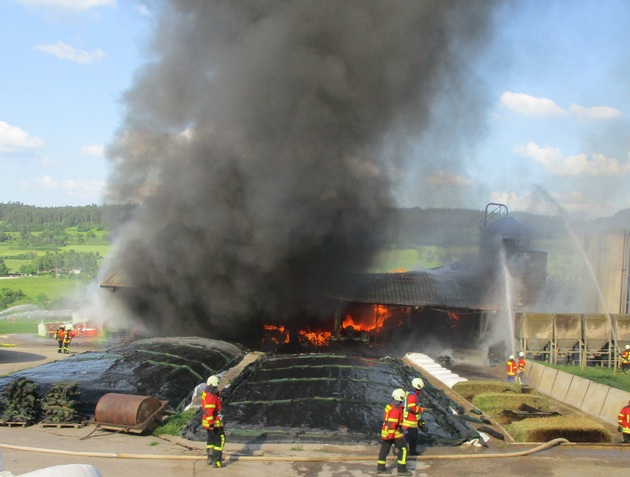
[
  {"x1": 0, "y1": 275, "x2": 85, "y2": 303},
  {"x1": 0, "y1": 319, "x2": 42, "y2": 335},
  {"x1": 543, "y1": 362, "x2": 630, "y2": 393}
]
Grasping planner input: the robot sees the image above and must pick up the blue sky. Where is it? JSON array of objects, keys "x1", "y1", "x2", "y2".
[{"x1": 1, "y1": 0, "x2": 629, "y2": 219}]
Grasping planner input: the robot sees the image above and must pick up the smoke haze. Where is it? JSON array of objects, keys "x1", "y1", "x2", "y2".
[{"x1": 102, "y1": 1, "x2": 500, "y2": 338}]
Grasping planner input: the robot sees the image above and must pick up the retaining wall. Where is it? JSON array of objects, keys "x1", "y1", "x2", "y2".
[{"x1": 524, "y1": 361, "x2": 630, "y2": 426}]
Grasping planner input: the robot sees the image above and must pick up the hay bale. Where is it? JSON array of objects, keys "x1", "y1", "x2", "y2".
[
  {"x1": 452, "y1": 380, "x2": 521, "y2": 401},
  {"x1": 508, "y1": 416, "x2": 613, "y2": 443},
  {"x1": 471, "y1": 392, "x2": 549, "y2": 423}
]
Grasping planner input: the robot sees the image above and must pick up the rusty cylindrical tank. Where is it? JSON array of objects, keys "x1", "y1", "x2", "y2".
[{"x1": 94, "y1": 393, "x2": 164, "y2": 428}]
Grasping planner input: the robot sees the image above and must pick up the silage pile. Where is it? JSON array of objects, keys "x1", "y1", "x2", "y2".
[
  {"x1": 182, "y1": 353, "x2": 480, "y2": 445},
  {"x1": 0, "y1": 337, "x2": 247, "y2": 417}
]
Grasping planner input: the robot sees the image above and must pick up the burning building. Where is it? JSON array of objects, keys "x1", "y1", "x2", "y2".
[{"x1": 97, "y1": 1, "x2": 503, "y2": 347}]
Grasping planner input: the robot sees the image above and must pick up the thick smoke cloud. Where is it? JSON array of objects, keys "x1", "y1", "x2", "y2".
[{"x1": 102, "y1": 1, "x2": 499, "y2": 339}]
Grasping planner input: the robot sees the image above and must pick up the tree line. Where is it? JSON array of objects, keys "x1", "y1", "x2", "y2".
[{"x1": 0, "y1": 202, "x2": 135, "y2": 231}]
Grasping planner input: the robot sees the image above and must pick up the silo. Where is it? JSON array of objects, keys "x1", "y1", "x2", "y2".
[
  {"x1": 582, "y1": 313, "x2": 613, "y2": 366},
  {"x1": 553, "y1": 313, "x2": 581, "y2": 364}
]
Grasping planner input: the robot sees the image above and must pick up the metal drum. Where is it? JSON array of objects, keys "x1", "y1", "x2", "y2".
[{"x1": 94, "y1": 393, "x2": 163, "y2": 427}]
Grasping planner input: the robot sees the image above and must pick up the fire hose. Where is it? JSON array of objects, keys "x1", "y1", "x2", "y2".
[{"x1": 0, "y1": 438, "x2": 570, "y2": 462}]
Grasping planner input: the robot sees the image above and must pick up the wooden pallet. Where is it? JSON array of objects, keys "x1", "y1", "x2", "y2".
[
  {"x1": 0, "y1": 421, "x2": 28, "y2": 428},
  {"x1": 40, "y1": 422, "x2": 84, "y2": 429}
]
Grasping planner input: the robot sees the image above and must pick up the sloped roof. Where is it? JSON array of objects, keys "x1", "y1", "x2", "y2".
[
  {"x1": 324, "y1": 266, "x2": 497, "y2": 310},
  {"x1": 100, "y1": 264, "x2": 499, "y2": 310},
  {"x1": 99, "y1": 269, "x2": 133, "y2": 289}
]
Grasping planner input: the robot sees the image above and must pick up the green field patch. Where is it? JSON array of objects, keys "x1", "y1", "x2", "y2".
[
  {"x1": 60, "y1": 244, "x2": 110, "y2": 255},
  {"x1": 3, "y1": 259, "x2": 27, "y2": 273},
  {"x1": 0, "y1": 319, "x2": 42, "y2": 335},
  {"x1": 0, "y1": 276, "x2": 84, "y2": 302}
]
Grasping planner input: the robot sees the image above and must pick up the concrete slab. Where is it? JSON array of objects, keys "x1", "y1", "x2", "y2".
[
  {"x1": 549, "y1": 369, "x2": 573, "y2": 402},
  {"x1": 579, "y1": 381, "x2": 610, "y2": 418},
  {"x1": 526, "y1": 362, "x2": 544, "y2": 389},
  {"x1": 599, "y1": 386, "x2": 630, "y2": 426},
  {"x1": 564, "y1": 375, "x2": 590, "y2": 409},
  {"x1": 537, "y1": 365, "x2": 558, "y2": 395}
]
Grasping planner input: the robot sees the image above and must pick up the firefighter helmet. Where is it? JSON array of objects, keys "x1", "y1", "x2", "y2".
[
  {"x1": 411, "y1": 378, "x2": 425, "y2": 390},
  {"x1": 509, "y1": 355, "x2": 514, "y2": 360},
  {"x1": 59, "y1": 325, "x2": 65, "y2": 330},
  {"x1": 392, "y1": 388, "x2": 405, "y2": 401},
  {"x1": 392, "y1": 388, "x2": 406, "y2": 402},
  {"x1": 626, "y1": 345, "x2": 630, "y2": 350},
  {"x1": 206, "y1": 375, "x2": 220, "y2": 387},
  {"x1": 519, "y1": 352, "x2": 525, "y2": 357}
]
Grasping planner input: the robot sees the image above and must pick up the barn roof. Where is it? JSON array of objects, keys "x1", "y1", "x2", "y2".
[{"x1": 324, "y1": 265, "x2": 497, "y2": 310}]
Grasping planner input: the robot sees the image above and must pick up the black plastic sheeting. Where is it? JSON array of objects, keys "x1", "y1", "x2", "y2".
[
  {"x1": 0, "y1": 337, "x2": 246, "y2": 416},
  {"x1": 182, "y1": 353, "x2": 480, "y2": 445}
]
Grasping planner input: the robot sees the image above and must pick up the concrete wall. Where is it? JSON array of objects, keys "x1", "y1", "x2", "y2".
[{"x1": 524, "y1": 361, "x2": 630, "y2": 426}]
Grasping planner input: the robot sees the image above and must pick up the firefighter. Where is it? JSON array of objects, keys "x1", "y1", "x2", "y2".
[
  {"x1": 516, "y1": 351, "x2": 527, "y2": 384},
  {"x1": 62, "y1": 326, "x2": 75, "y2": 354},
  {"x1": 506, "y1": 355, "x2": 517, "y2": 383},
  {"x1": 377, "y1": 388, "x2": 411, "y2": 476},
  {"x1": 402, "y1": 377, "x2": 426, "y2": 456},
  {"x1": 54, "y1": 326, "x2": 66, "y2": 354},
  {"x1": 619, "y1": 345, "x2": 630, "y2": 373},
  {"x1": 201, "y1": 375, "x2": 225, "y2": 467},
  {"x1": 617, "y1": 400, "x2": 630, "y2": 443}
]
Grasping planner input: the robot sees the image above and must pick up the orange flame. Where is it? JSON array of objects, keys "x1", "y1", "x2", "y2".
[
  {"x1": 299, "y1": 329, "x2": 331, "y2": 347},
  {"x1": 262, "y1": 324, "x2": 289, "y2": 344}
]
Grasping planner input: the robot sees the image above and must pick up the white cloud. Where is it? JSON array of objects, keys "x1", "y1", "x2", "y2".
[
  {"x1": 501, "y1": 92, "x2": 621, "y2": 121},
  {"x1": 37, "y1": 175, "x2": 105, "y2": 199},
  {"x1": 81, "y1": 144, "x2": 105, "y2": 156},
  {"x1": 34, "y1": 40, "x2": 105, "y2": 64},
  {"x1": 0, "y1": 120, "x2": 44, "y2": 153},
  {"x1": 568, "y1": 103, "x2": 622, "y2": 120},
  {"x1": 137, "y1": 4, "x2": 151, "y2": 17},
  {"x1": 514, "y1": 142, "x2": 630, "y2": 177},
  {"x1": 426, "y1": 171, "x2": 472, "y2": 187},
  {"x1": 18, "y1": 0, "x2": 115, "y2": 11},
  {"x1": 500, "y1": 92, "x2": 566, "y2": 117}
]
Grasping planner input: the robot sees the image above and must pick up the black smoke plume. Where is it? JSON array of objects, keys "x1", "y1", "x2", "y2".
[{"x1": 101, "y1": 1, "x2": 499, "y2": 340}]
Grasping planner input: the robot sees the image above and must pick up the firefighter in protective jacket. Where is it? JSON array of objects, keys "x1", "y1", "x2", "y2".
[
  {"x1": 54, "y1": 326, "x2": 65, "y2": 354},
  {"x1": 506, "y1": 355, "x2": 517, "y2": 382},
  {"x1": 62, "y1": 327, "x2": 74, "y2": 354},
  {"x1": 201, "y1": 375, "x2": 225, "y2": 467},
  {"x1": 516, "y1": 351, "x2": 527, "y2": 384},
  {"x1": 618, "y1": 400, "x2": 630, "y2": 443},
  {"x1": 402, "y1": 377, "x2": 426, "y2": 456},
  {"x1": 620, "y1": 345, "x2": 630, "y2": 373},
  {"x1": 377, "y1": 388, "x2": 411, "y2": 475}
]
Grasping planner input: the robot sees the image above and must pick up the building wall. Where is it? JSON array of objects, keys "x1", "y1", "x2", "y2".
[{"x1": 584, "y1": 230, "x2": 630, "y2": 314}]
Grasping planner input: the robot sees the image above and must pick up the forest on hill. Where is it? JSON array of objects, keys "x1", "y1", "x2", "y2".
[{"x1": 2, "y1": 202, "x2": 630, "y2": 249}]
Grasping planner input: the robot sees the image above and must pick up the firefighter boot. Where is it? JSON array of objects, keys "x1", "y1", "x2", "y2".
[
  {"x1": 397, "y1": 464, "x2": 412, "y2": 476},
  {"x1": 376, "y1": 463, "x2": 388, "y2": 474},
  {"x1": 213, "y1": 450, "x2": 223, "y2": 468}
]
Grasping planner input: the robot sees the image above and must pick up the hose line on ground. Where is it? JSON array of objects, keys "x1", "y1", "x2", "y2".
[{"x1": 0, "y1": 438, "x2": 570, "y2": 462}]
